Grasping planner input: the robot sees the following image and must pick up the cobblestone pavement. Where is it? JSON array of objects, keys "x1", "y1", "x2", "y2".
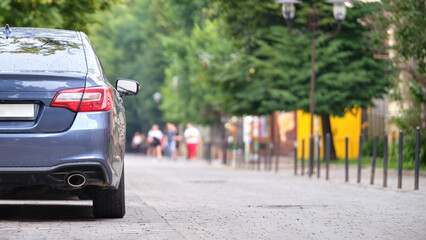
[
  {"x1": 1, "y1": 154, "x2": 425, "y2": 240},
  {"x1": 0, "y1": 191, "x2": 184, "y2": 240}
]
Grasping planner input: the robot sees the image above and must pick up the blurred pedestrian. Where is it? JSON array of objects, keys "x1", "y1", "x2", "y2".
[
  {"x1": 165, "y1": 123, "x2": 180, "y2": 160},
  {"x1": 147, "y1": 124, "x2": 163, "y2": 159},
  {"x1": 175, "y1": 127, "x2": 181, "y2": 158},
  {"x1": 131, "y1": 131, "x2": 143, "y2": 153},
  {"x1": 184, "y1": 123, "x2": 201, "y2": 160}
]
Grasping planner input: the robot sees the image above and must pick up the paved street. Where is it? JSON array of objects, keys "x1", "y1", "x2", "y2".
[{"x1": 1, "y1": 154, "x2": 426, "y2": 240}]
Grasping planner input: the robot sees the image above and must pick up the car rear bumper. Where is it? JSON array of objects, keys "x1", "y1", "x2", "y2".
[
  {"x1": 0, "y1": 162, "x2": 109, "y2": 188},
  {"x1": 0, "y1": 111, "x2": 123, "y2": 189}
]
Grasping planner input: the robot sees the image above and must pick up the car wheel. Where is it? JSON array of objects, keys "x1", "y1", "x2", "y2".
[{"x1": 92, "y1": 169, "x2": 125, "y2": 218}]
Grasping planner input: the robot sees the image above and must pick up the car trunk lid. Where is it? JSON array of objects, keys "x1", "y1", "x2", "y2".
[{"x1": 0, "y1": 73, "x2": 86, "y2": 133}]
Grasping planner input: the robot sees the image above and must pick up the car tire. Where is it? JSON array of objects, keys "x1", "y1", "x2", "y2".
[{"x1": 92, "y1": 169, "x2": 125, "y2": 218}]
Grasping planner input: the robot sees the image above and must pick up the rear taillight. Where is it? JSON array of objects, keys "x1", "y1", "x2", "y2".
[{"x1": 51, "y1": 86, "x2": 113, "y2": 112}]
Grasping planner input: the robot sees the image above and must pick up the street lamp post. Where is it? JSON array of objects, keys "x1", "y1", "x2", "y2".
[{"x1": 276, "y1": 0, "x2": 350, "y2": 177}]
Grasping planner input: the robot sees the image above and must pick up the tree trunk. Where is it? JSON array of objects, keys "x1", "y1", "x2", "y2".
[{"x1": 321, "y1": 114, "x2": 337, "y2": 160}]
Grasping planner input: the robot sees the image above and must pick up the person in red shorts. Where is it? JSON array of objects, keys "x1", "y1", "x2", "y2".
[{"x1": 184, "y1": 123, "x2": 201, "y2": 160}]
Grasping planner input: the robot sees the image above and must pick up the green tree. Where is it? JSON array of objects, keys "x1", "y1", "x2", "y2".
[
  {"x1": 215, "y1": 0, "x2": 389, "y2": 114},
  {"x1": 213, "y1": 0, "x2": 390, "y2": 159},
  {"x1": 90, "y1": 0, "x2": 175, "y2": 139},
  {"x1": 380, "y1": 0, "x2": 426, "y2": 164},
  {"x1": 0, "y1": 0, "x2": 117, "y2": 33},
  {"x1": 160, "y1": 18, "x2": 234, "y2": 125},
  {"x1": 383, "y1": 0, "x2": 426, "y2": 80}
]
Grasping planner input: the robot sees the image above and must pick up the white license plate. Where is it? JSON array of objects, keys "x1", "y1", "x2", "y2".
[{"x1": 0, "y1": 104, "x2": 35, "y2": 119}]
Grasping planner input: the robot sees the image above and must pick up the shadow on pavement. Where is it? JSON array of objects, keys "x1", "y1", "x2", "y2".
[{"x1": 0, "y1": 203, "x2": 94, "y2": 221}]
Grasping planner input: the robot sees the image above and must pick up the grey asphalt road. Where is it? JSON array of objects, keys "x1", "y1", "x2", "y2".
[{"x1": 0, "y1": 154, "x2": 425, "y2": 240}]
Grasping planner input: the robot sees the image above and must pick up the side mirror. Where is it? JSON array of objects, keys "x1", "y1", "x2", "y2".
[{"x1": 115, "y1": 79, "x2": 139, "y2": 96}]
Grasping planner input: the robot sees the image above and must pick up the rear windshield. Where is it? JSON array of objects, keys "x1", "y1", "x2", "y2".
[{"x1": 0, "y1": 28, "x2": 87, "y2": 74}]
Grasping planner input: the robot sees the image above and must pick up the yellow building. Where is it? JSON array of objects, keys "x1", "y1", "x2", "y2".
[{"x1": 297, "y1": 108, "x2": 362, "y2": 159}]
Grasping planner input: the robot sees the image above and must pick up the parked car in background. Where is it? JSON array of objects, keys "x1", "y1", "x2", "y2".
[{"x1": 0, "y1": 25, "x2": 139, "y2": 218}]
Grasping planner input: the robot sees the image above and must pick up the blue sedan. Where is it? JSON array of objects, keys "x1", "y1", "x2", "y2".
[{"x1": 0, "y1": 25, "x2": 139, "y2": 218}]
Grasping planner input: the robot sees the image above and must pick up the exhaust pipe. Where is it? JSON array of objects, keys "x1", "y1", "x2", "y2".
[{"x1": 66, "y1": 173, "x2": 87, "y2": 188}]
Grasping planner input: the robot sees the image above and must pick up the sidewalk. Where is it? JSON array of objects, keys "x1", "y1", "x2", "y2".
[
  {"x1": 203, "y1": 155, "x2": 426, "y2": 193},
  {"x1": 126, "y1": 154, "x2": 426, "y2": 240}
]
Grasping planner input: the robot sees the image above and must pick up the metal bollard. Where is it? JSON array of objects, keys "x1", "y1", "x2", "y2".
[
  {"x1": 275, "y1": 135, "x2": 281, "y2": 173},
  {"x1": 250, "y1": 142, "x2": 255, "y2": 170},
  {"x1": 269, "y1": 142, "x2": 274, "y2": 171},
  {"x1": 414, "y1": 127, "x2": 420, "y2": 190},
  {"x1": 398, "y1": 130, "x2": 403, "y2": 189},
  {"x1": 294, "y1": 141, "x2": 298, "y2": 175},
  {"x1": 302, "y1": 139, "x2": 305, "y2": 176},
  {"x1": 317, "y1": 135, "x2": 321, "y2": 178},
  {"x1": 267, "y1": 142, "x2": 273, "y2": 171},
  {"x1": 264, "y1": 143, "x2": 268, "y2": 171},
  {"x1": 383, "y1": 135, "x2": 388, "y2": 188},
  {"x1": 345, "y1": 136, "x2": 349, "y2": 182},
  {"x1": 242, "y1": 143, "x2": 246, "y2": 168},
  {"x1": 208, "y1": 142, "x2": 212, "y2": 164},
  {"x1": 309, "y1": 136, "x2": 314, "y2": 177},
  {"x1": 326, "y1": 133, "x2": 330, "y2": 180},
  {"x1": 224, "y1": 140, "x2": 228, "y2": 165},
  {"x1": 237, "y1": 148, "x2": 243, "y2": 169},
  {"x1": 370, "y1": 136, "x2": 378, "y2": 185},
  {"x1": 357, "y1": 135, "x2": 362, "y2": 183},
  {"x1": 257, "y1": 145, "x2": 261, "y2": 171}
]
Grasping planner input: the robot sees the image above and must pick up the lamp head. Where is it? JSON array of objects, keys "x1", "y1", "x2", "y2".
[
  {"x1": 276, "y1": 0, "x2": 301, "y2": 21},
  {"x1": 326, "y1": 0, "x2": 351, "y2": 21}
]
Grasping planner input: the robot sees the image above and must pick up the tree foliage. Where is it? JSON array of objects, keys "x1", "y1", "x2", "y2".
[
  {"x1": 90, "y1": 0, "x2": 175, "y2": 138},
  {"x1": 213, "y1": 1, "x2": 390, "y2": 117},
  {"x1": 384, "y1": 0, "x2": 426, "y2": 78},
  {"x1": 380, "y1": 0, "x2": 426, "y2": 164},
  {"x1": 0, "y1": 0, "x2": 117, "y2": 33},
  {"x1": 353, "y1": 0, "x2": 426, "y2": 164},
  {"x1": 160, "y1": 18, "x2": 234, "y2": 124}
]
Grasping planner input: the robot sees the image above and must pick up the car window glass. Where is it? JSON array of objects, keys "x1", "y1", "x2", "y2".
[{"x1": 0, "y1": 28, "x2": 86, "y2": 74}]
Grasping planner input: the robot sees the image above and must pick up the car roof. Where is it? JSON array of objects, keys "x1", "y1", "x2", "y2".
[
  {"x1": 0, "y1": 27, "x2": 87, "y2": 75},
  {"x1": 4, "y1": 27, "x2": 81, "y2": 39}
]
